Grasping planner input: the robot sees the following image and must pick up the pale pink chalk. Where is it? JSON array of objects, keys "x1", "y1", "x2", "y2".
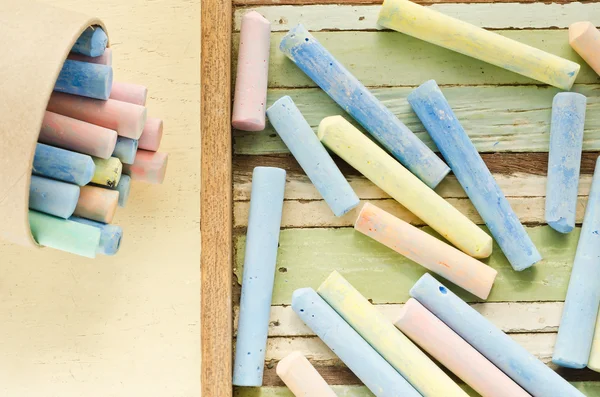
[
  {"x1": 232, "y1": 11, "x2": 270, "y2": 131},
  {"x1": 138, "y1": 118, "x2": 164, "y2": 151},
  {"x1": 355, "y1": 203, "x2": 497, "y2": 299},
  {"x1": 122, "y1": 150, "x2": 168, "y2": 184},
  {"x1": 67, "y1": 48, "x2": 113, "y2": 66},
  {"x1": 47, "y1": 92, "x2": 147, "y2": 139},
  {"x1": 276, "y1": 352, "x2": 337, "y2": 397},
  {"x1": 395, "y1": 299, "x2": 531, "y2": 397},
  {"x1": 73, "y1": 186, "x2": 119, "y2": 224},
  {"x1": 39, "y1": 111, "x2": 118, "y2": 159},
  {"x1": 570, "y1": 22, "x2": 600, "y2": 77},
  {"x1": 110, "y1": 81, "x2": 148, "y2": 106}
]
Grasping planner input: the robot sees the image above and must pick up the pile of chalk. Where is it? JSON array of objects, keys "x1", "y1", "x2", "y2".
[{"x1": 29, "y1": 26, "x2": 168, "y2": 259}]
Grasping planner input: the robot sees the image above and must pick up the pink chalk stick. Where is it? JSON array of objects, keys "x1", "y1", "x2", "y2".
[
  {"x1": 570, "y1": 22, "x2": 600, "y2": 77},
  {"x1": 395, "y1": 299, "x2": 531, "y2": 397},
  {"x1": 67, "y1": 48, "x2": 113, "y2": 66},
  {"x1": 122, "y1": 150, "x2": 168, "y2": 184},
  {"x1": 232, "y1": 11, "x2": 270, "y2": 131},
  {"x1": 276, "y1": 352, "x2": 337, "y2": 397},
  {"x1": 355, "y1": 203, "x2": 497, "y2": 299},
  {"x1": 110, "y1": 81, "x2": 148, "y2": 106},
  {"x1": 47, "y1": 92, "x2": 147, "y2": 139},
  {"x1": 39, "y1": 111, "x2": 118, "y2": 159},
  {"x1": 138, "y1": 118, "x2": 164, "y2": 151},
  {"x1": 73, "y1": 186, "x2": 119, "y2": 224}
]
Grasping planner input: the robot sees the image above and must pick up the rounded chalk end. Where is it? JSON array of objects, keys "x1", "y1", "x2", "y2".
[
  {"x1": 104, "y1": 191, "x2": 120, "y2": 224},
  {"x1": 89, "y1": 27, "x2": 108, "y2": 57},
  {"x1": 243, "y1": 11, "x2": 270, "y2": 26},
  {"x1": 317, "y1": 115, "x2": 344, "y2": 141},
  {"x1": 232, "y1": 117, "x2": 265, "y2": 132},
  {"x1": 428, "y1": 165, "x2": 451, "y2": 190},
  {"x1": 548, "y1": 217, "x2": 574, "y2": 234},
  {"x1": 276, "y1": 351, "x2": 304, "y2": 379},
  {"x1": 103, "y1": 65, "x2": 114, "y2": 101},
  {"x1": 101, "y1": 225, "x2": 123, "y2": 256},
  {"x1": 82, "y1": 157, "x2": 97, "y2": 186},
  {"x1": 552, "y1": 355, "x2": 587, "y2": 369},
  {"x1": 471, "y1": 235, "x2": 493, "y2": 259},
  {"x1": 569, "y1": 21, "x2": 594, "y2": 44},
  {"x1": 102, "y1": 129, "x2": 119, "y2": 160}
]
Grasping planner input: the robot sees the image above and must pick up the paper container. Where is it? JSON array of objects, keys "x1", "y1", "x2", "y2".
[{"x1": 0, "y1": 0, "x2": 107, "y2": 248}]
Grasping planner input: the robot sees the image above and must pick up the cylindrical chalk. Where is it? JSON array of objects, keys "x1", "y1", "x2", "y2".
[
  {"x1": 71, "y1": 26, "x2": 108, "y2": 57},
  {"x1": 32, "y1": 143, "x2": 95, "y2": 186},
  {"x1": 355, "y1": 203, "x2": 497, "y2": 299},
  {"x1": 267, "y1": 96, "x2": 359, "y2": 217},
  {"x1": 29, "y1": 175, "x2": 80, "y2": 219},
  {"x1": 318, "y1": 271, "x2": 466, "y2": 397},
  {"x1": 122, "y1": 150, "x2": 168, "y2": 184},
  {"x1": 39, "y1": 111, "x2": 118, "y2": 159},
  {"x1": 588, "y1": 315, "x2": 600, "y2": 372},
  {"x1": 553, "y1": 157, "x2": 600, "y2": 369},
  {"x1": 113, "y1": 174, "x2": 131, "y2": 207},
  {"x1": 54, "y1": 60, "x2": 113, "y2": 100},
  {"x1": 319, "y1": 115, "x2": 492, "y2": 258},
  {"x1": 112, "y1": 137, "x2": 138, "y2": 165},
  {"x1": 292, "y1": 288, "x2": 420, "y2": 397},
  {"x1": 410, "y1": 273, "x2": 585, "y2": 397},
  {"x1": 395, "y1": 299, "x2": 531, "y2": 397},
  {"x1": 280, "y1": 24, "x2": 449, "y2": 189},
  {"x1": 69, "y1": 216, "x2": 123, "y2": 256},
  {"x1": 232, "y1": 11, "x2": 270, "y2": 131},
  {"x1": 276, "y1": 352, "x2": 337, "y2": 397},
  {"x1": 570, "y1": 22, "x2": 600, "y2": 77},
  {"x1": 29, "y1": 210, "x2": 101, "y2": 258},
  {"x1": 68, "y1": 48, "x2": 112, "y2": 66},
  {"x1": 545, "y1": 93, "x2": 587, "y2": 234},
  {"x1": 110, "y1": 81, "x2": 148, "y2": 106},
  {"x1": 47, "y1": 92, "x2": 147, "y2": 139},
  {"x1": 378, "y1": 0, "x2": 580, "y2": 90},
  {"x1": 138, "y1": 118, "x2": 164, "y2": 152},
  {"x1": 73, "y1": 186, "x2": 119, "y2": 224},
  {"x1": 408, "y1": 80, "x2": 540, "y2": 271},
  {"x1": 92, "y1": 157, "x2": 122, "y2": 188},
  {"x1": 233, "y1": 167, "x2": 286, "y2": 387}
]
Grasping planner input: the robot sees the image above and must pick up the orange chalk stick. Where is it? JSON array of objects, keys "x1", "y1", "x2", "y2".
[
  {"x1": 570, "y1": 22, "x2": 600, "y2": 77},
  {"x1": 123, "y1": 150, "x2": 168, "y2": 184},
  {"x1": 138, "y1": 118, "x2": 164, "y2": 152},
  {"x1": 73, "y1": 185, "x2": 119, "y2": 224},
  {"x1": 110, "y1": 81, "x2": 148, "y2": 106}
]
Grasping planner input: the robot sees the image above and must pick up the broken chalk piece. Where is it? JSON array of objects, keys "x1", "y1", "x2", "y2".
[
  {"x1": 29, "y1": 175, "x2": 80, "y2": 219},
  {"x1": 276, "y1": 352, "x2": 337, "y2": 397},
  {"x1": 69, "y1": 216, "x2": 123, "y2": 256},
  {"x1": 113, "y1": 174, "x2": 131, "y2": 207},
  {"x1": 68, "y1": 47, "x2": 113, "y2": 66},
  {"x1": 570, "y1": 22, "x2": 600, "y2": 77},
  {"x1": 112, "y1": 137, "x2": 139, "y2": 165},
  {"x1": 73, "y1": 185, "x2": 119, "y2": 224},
  {"x1": 122, "y1": 150, "x2": 168, "y2": 184},
  {"x1": 71, "y1": 26, "x2": 108, "y2": 57},
  {"x1": 33, "y1": 143, "x2": 95, "y2": 186},
  {"x1": 54, "y1": 60, "x2": 113, "y2": 100},
  {"x1": 138, "y1": 118, "x2": 164, "y2": 152},
  {"x1": 92, "y1": 157, "x2": 122, "y2": 188},
  {"x1": 110, "y1": 81, "x2": 148, "y2": 106}
]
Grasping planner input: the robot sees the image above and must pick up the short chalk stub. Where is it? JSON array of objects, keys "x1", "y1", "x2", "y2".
[
  {"x1": 54, "y1": 60, "x2": 113, "y2": 100},
  {"x1": 29, "y1": 175, "x2": 80, "y2": 220},
  {"x1": 92, "y1": 157, "x2": 123, "y2": 188},
  {"x1": 138, "y1": 118, "x2": 164, "y2": 152},
  {"x1": 73, "y1": 186, "x2": 119, "y2": 224},
  {"x1": 71, "y1": 26, "x2": 108, "y2": 57},
  {"x1": 276, "y1": 352, "x2": 337, "y2": 397},
  {"x1": 570, "y1": 22, "x2": 600, "y2": 77},
  {"x1": 70, "y1": 216, "x2": 123, "y2": 256},
  {"x1": 110, "y1": 81, "x2": 148, "y2": 106},
  {"x1": 33, "y1": 143, "x2": 95, "y2": 186}
]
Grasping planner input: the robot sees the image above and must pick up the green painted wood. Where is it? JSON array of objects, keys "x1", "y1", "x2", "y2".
[{"x1": 234, "y1": 226, "x2": 578, "y2": 305}]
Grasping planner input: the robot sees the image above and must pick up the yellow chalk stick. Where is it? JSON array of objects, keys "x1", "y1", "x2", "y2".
[{"x1": 92, "y1": 157, "x2": 122, "y2": 188}]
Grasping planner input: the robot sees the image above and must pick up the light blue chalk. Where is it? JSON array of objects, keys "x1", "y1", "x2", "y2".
[
  {"x1": 279, "y1": 24, "x2": 449, "y2": 189},
  {"x1": 54, "y1": 60, "x2": 113, "y2": 100},
  {"x1": 410, "y1": 273, "x2": 585, "y2": 397},
  {"x1": 33, "y1": 143, "x2": 95, "y2": 186},
  {"x1": 113, "y1": 174, "x2": 131, "y2": 207},
  {"x1": 546, "y1": 93, "x2": 587, "y2": 234},
  {"x1": 266, "y1": 96, "x2": 359, "y2": 217},
  {"x1": 69, "y1": 216, "x2": 123, "y2": 256},
  {"x1": 408, "y1": 80, "x2": 541, "y2": 271},
  {"x1": 292, "y1": 288, "x2": 421, "y2": 397},
  {"x1": 112, "y1": 137, "x2": 138, "y2": 165},
  {"x1": 233, "y1": 167, "x2": 286, "y2": 387},
  {"x1": 72, "y1": 26, "x2": 108, "y2": 57},
  {"x1": 29, "y1": 175, "x2": 80, "y2": 219},
  {"x1": 553, "y1": 157, "x2": 600, "y2": 369}
]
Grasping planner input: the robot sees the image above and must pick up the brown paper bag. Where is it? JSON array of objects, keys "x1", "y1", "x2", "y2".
[{"x1": 0, "y1": 0, "x2": 107, "y2": 248}]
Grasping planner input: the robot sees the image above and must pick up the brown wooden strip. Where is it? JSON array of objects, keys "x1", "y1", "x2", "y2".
[{"x1": 234, "y1": 0, "x2": 591, "y2": 6}]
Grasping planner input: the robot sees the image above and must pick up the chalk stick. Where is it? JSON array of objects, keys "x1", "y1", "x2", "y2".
[
  {"x1": 112, "y1": 137, "x2": 138, "y2": 165},
  {"x1": 39, "y1": 111, "x2": 118, "y2": 159},
  {"x1": 410, "y1": 273, "x2": 585, "y2": 397},
  {"x1": 292, "y1": 288, "x2": 421, "y2": 397},
  {"x1": 408, "y1": 80, "x2": 540, "y2": 271},
  {"x1": 355, "y1": 203, "x2": 497, "y2": 299},
  {"x1": 29, "y1": 210, "x2": 101, "y2": 259},
  {"x1": 110, "y1": 82, "x2": 148, "y2": 106},
  {"x1": 545, "y1": 93, "x2": 587, "y2": 234},
  {"x1": 68, "y1": 48, "x2": 112, "y2": 66},
  {"x1": 122, "y1": 150, "x2": 168, "y2": 184},
  {"x1": 267, "y1": 96, "x2": 359, "y2": 217},
  {"x1": 395, "y1": 299, "x2": 530, "y2": 397},
  {"x1": 138, "y1": 118, "x2": 164, "y2": 152},
  {"x1": 32, "y1": 143, "x2": 95, "y2": 186},
  {"x1": 73, "y1": 185, "x2": 119, "y2": 224},
  {"x1": 69, "y1": 216, "x2": 123, "y2": 256},
  {"x1": 54, "y1": 60, "x2": 113, "y2": 100},
  {"x1": 71, "y1": 26, "x2": 108, "y2": 57},
  {"x1": 29, "y1": 175, "x2": 80, "y2": 219},
  {"x1": 319, "y1": 115, "x2": 492, "y2": 258},
  {"x1": 588, "y1": 316, "x2": 600, "y2": 372},
  {"x1": 91, "y1": 157, "x2": 122, "y2": 188},
  {"x1": 276, "y1": 352, "x2": 337, "y2": 397},
  {"x1": 113, "y1": 175, "x2": 131, "y2": 207},
  {"x1": 280, "y1": 25, "x2": 449, "y2": 189},
  {"x1": 232, "y1": 11, "x2": 270, "y2": 131},
  {"x1": 570, "y1": 22, "x2": 600, "y2": 77},
  {"x1": 553, "y1": 157, "x2": 600, "y2": 368},
  {"x1": 378, "y1": 0, "x2": 580, "y2": 90},
  {"x1": 233, "y1": 167, "x2": 286, "y2": 386},
  {"x1": 47, "y1": 92, "x2": 147, "y2": 139}
]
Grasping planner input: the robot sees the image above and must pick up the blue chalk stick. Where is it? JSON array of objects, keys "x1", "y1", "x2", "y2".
[
  {"x1": 410, "y1": 274, "x2": 584, "y2": 397},
  {"x1": 72, "y1": 26, "x2": 108, "y2": 57},
  {"x1": 33, "y1": 143, "x2": 95, "y2": 186},
  {"x1": 112, "y1": 137, "x2": 138, "y2": 165},
  {"x1": 553, "y1": 157, "x2": 600, "y2": 369},
  {"x1": 279, "y1": 24, "x2": 449, "y2": 189},
  {"x1": 29, "y1": 175, "x2": 80, "y2": 219},
  {"x1": 292, "y1": 288, "x2": 421, "y2": 397},
  {"x1": 408, "y1": 80, "x2": 541, "y2": 271},
  {"x1": 113, "y1": 174, "x2": 131, "y2": 207},
  {"x1": 546, "y1": 93, "x2": 587, "y2": 234},
  {"x1": 233, "y1": 167, "x2": 286, "y2": 386},
  {"x1": 266, "y1": 96, "x2": 359, "y2": 216},
  {"x1": 69, "y1": 216, "x2": 123, "y2": 256},
  {"x1": 54, "y1": 60, "x2": 113, "y2": 100}
]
